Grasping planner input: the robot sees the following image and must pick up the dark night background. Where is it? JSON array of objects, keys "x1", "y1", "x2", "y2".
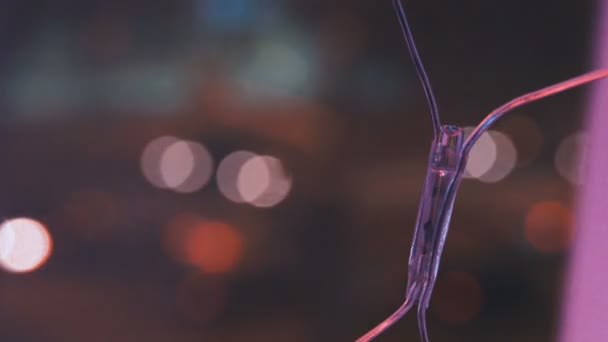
[{"x1": 0, "y1": 0, "x2": 598, "y2": 341}]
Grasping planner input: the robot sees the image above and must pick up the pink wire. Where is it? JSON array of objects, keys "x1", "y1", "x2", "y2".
[{"x1": 464, "y1": 70, "x2": 608, "y2": 156}]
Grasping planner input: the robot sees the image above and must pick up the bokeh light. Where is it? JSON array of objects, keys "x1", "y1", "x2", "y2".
[
  {"x1": 432, "y1": 272, "x2": 484, "y2": 325},
  {"x1": 160, "y1": 140, "x2": 196, "y2": 189},
  {"x1": 555, "y1": 131, "x2": 587, "y2": 185},
  {"x1": 141, "y1": 135, "x2": 180, "y2": 189},
  {"x1": 217, "y1": 150, "x2": 257, "y2": 203},
  {"x1": 464, "y1": 128, "x2": 497, "y2": 179},
  {"x1": 236, "y1": 32, "x2": 318, "y2": 98},
  {"x1": 498, "y1": 115, "x2": 543, "y2": 167},
  {"x1": 141, "y1": 136, "x2": 213, "y2": 193},
  {"x1": 237, "y1": 155, "x2": 271, "y2": 202},
  {"x1": 525, "y1": 201, "x2": 573, "y2": 253},
  {"x1": 185, "y1": 222, "x2": 243, "y2": 273},
  {"x1": 0, "y1": 218, "x2": 53, "y2": 273},
  {"x1": 237, "y1": 155, "x2": 292, "y2": 208},
  {"x1": 165, "y1": 140, "x2": 214, "y2": 193},
  {"x1": 164, "y1": 214, "x2": 244, "y2": 274},
  {"x1": 478, "y1": 131, "x2": 518, "y2": 183},
  {"x1": 197, "y1": 0, "x2": 277, "y2": 33}
]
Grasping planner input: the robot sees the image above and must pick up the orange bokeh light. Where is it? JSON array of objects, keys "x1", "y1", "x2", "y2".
[
  {"x1": 184, "y1": 222, "x2": 244, "y2": 273},
  {"x1": 432, "y1": 272, "x2": 484, "y2": 325},
  {"x1": 164, "y1": 215, "x2": 244, "y2": 274},
  {"x1": 525, "y1": 201, "x2": 573, "y2": 253}
]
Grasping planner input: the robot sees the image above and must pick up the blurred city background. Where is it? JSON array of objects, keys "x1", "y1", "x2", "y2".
[{"x1": 0, "y1": 0, "x2": 598, "y2": 341}]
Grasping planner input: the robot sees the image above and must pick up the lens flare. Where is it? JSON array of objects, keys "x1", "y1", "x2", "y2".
[{"x1": 0, "y1": 218, "x2": 53, "y2": 273}]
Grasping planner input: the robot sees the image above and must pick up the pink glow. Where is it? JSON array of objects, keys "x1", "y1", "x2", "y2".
[{"x1": 560, "y1": 1, "x2": 608, "y2": 340}]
